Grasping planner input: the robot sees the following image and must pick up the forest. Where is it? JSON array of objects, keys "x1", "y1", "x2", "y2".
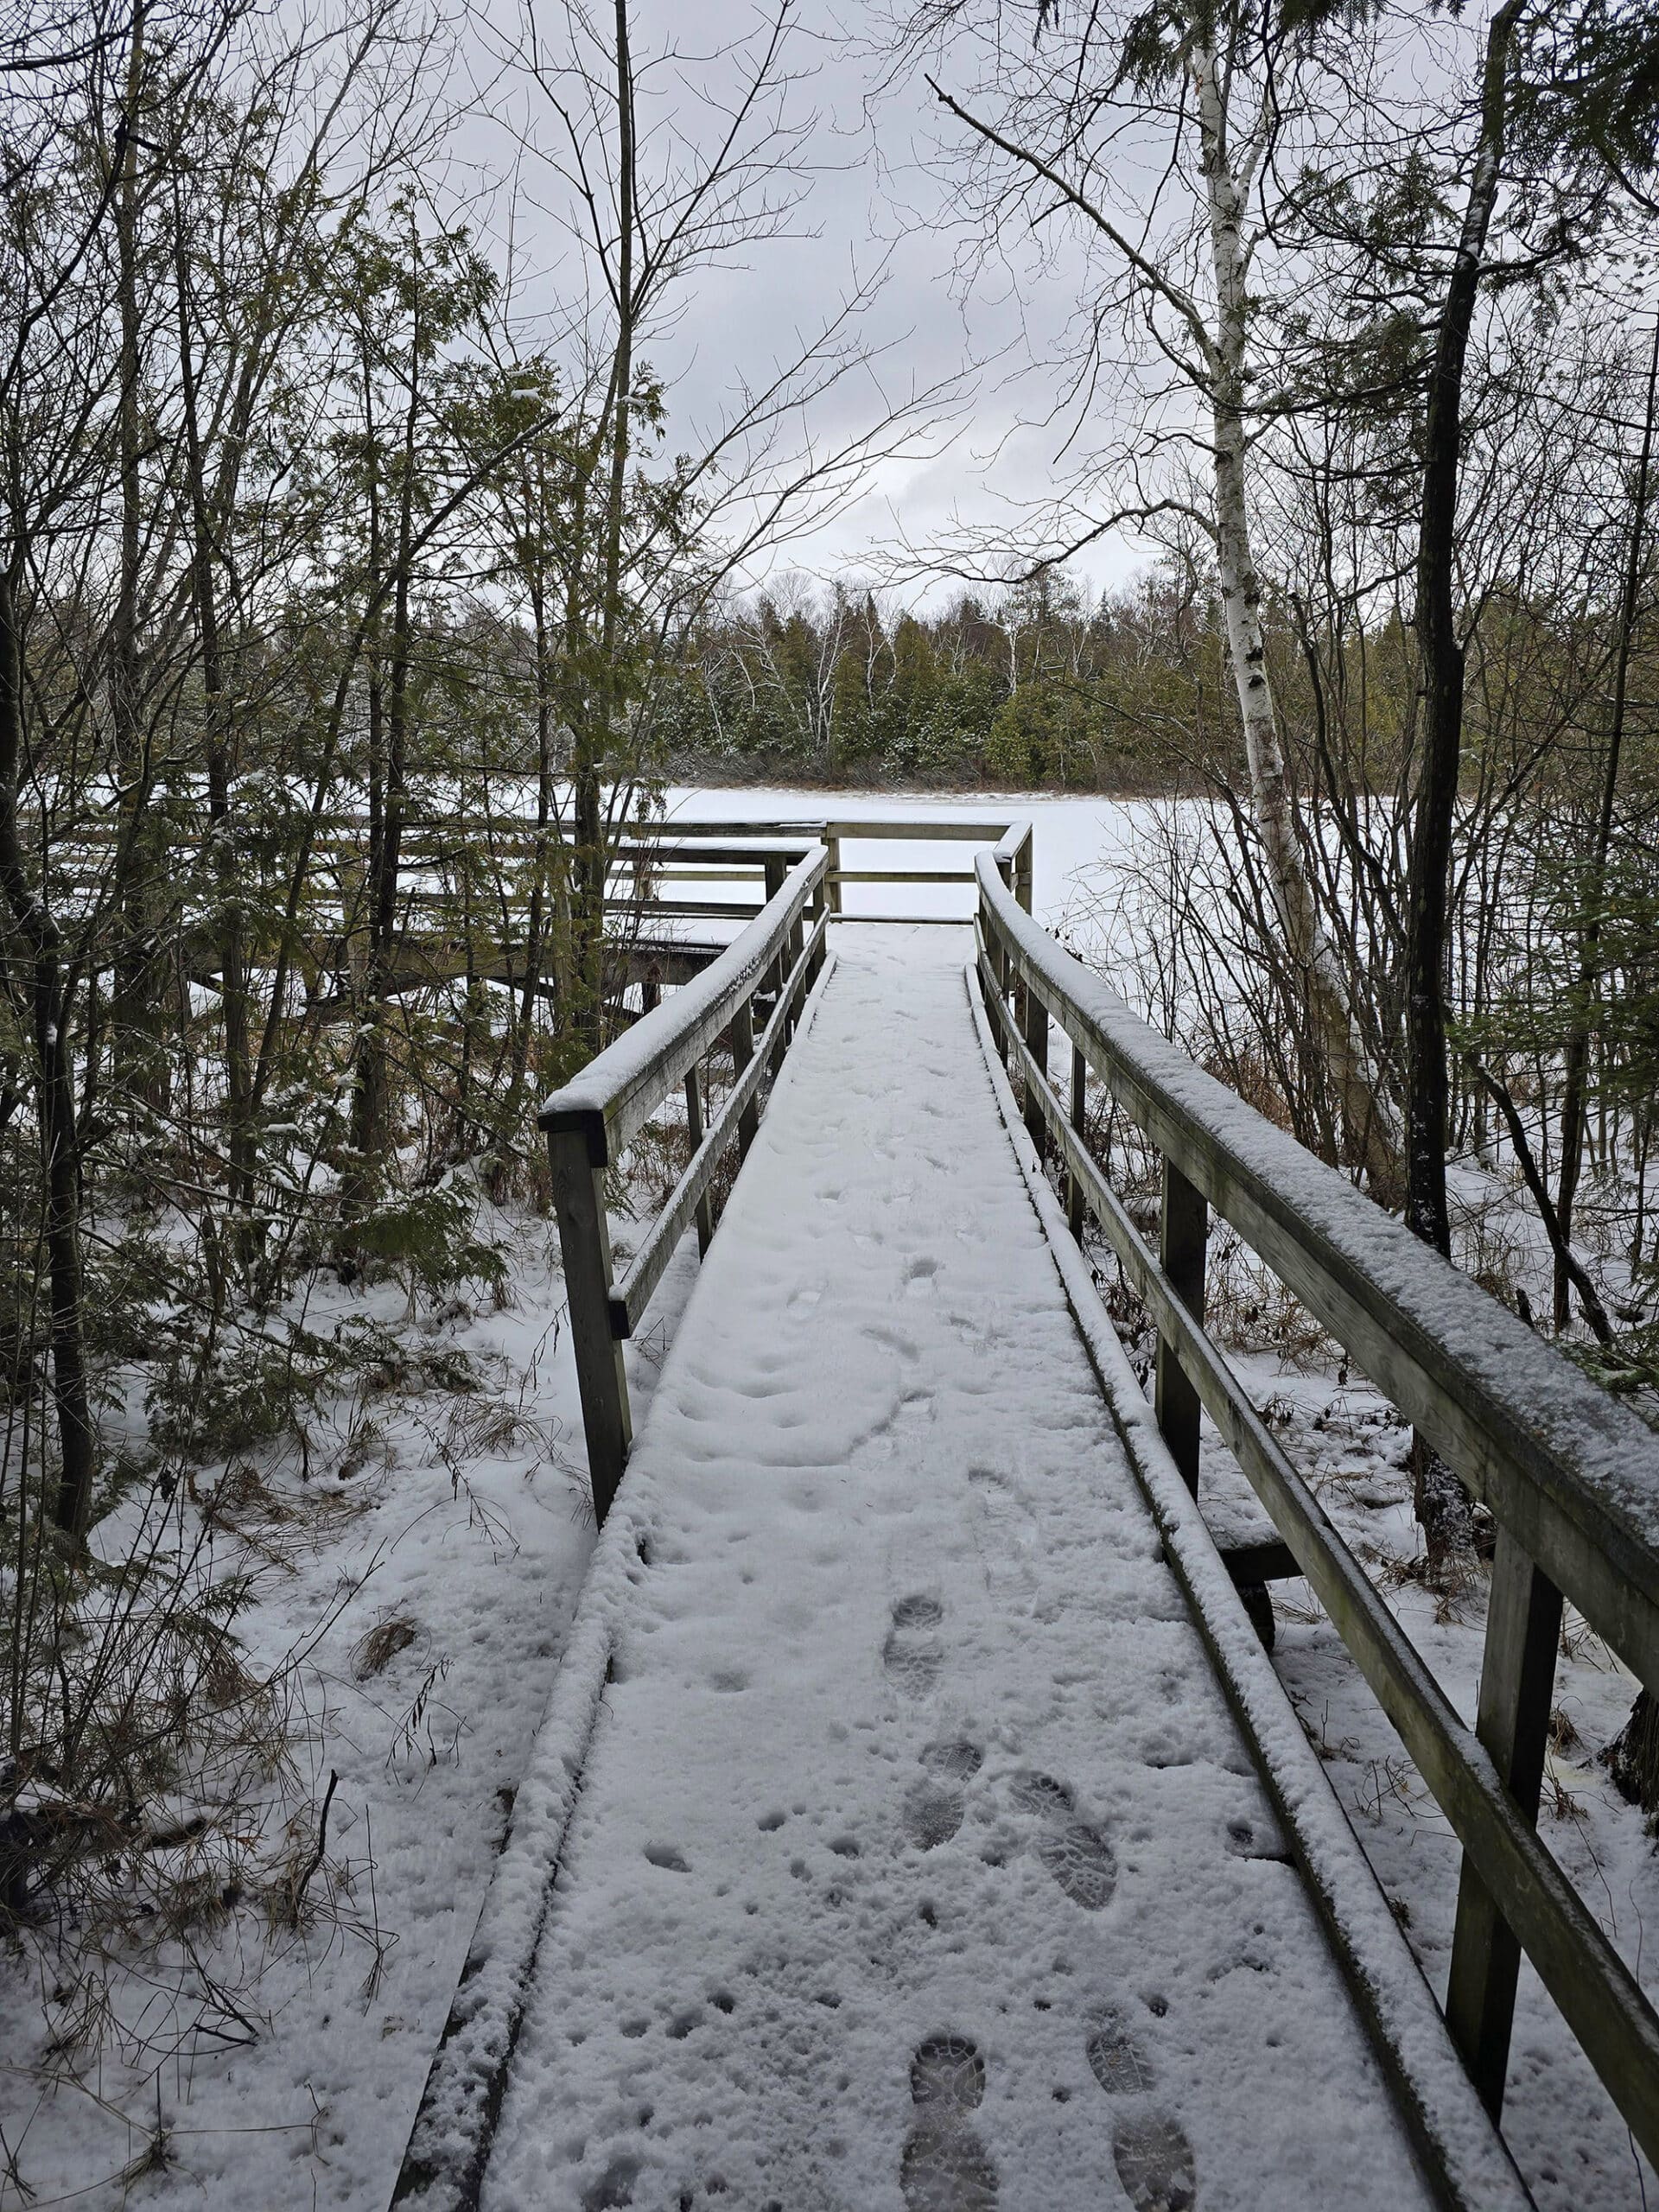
[{"x1": 4, "y1": 0, "x2": 1659, "y2": 2199}]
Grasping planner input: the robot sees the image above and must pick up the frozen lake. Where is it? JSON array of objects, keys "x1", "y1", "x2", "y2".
[{"x1": 659, "y1": 785, "x2": 1148, "y2": 937}]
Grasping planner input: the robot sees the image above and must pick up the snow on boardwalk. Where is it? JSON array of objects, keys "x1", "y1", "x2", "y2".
[{"x1": 481, "y1": 931, "x2": 1433, "y2": 2211}]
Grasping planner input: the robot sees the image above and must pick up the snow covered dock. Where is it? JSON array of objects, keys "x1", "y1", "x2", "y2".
[{"x1": 402, "y1": 930, "x2": 1518, "y2": 2211}]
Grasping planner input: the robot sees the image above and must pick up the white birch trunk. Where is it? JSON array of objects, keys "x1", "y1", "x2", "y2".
[{"x1": 1194, "y1": 40, "x2": 1399, "y2": 1187}]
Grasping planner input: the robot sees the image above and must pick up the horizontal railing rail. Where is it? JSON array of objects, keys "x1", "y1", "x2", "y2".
[
  {"x1": 975, "y1": 850, "x2": 1659, "y2": 2166},
  {"x1": 539, "y1": 845, "x2": 830, "y2": 1521}
]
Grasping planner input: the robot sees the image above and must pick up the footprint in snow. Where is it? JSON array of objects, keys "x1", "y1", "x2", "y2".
[
  {"x1": 900, "y1": 2034, "x2": 998, "y2": 2212},
  {"x1": 883, "y1": 1595, "x2": 944, "y2": 1695},
  {"x1": 903, "y1": 1738, "x2": 983, "y2": 1850},
  {"x1": 1085, "y1": 2007, "x2": 1198, "y2": 2212},
  {"x1": 1035, "y1": 1821, "x2": 1117, "y2": 1911},
  {"x1": 1112, "y1": 2113, "x2": 1198, "y2": 2212},
  {"x1": 1007, "y1": 1769, "x2": 1116, "y2": 1910},
  {"x1": 1084, "y1": 2009, "x2": 1154, "y2": 2095},
  {"x1": 1007, "y1": 1770, "x2": 1073, "y2": 1816}
]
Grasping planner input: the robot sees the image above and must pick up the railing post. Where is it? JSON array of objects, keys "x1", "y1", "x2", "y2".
[
  {"x1": 730, "y1": 998, "x2": 758, "y2": 1158},
  {"x1": 982, "y1": 898, "x2": 1010, "y2": 1067},
  {"x1": 683, "y1": 1067, "x2": 714, "y2": 1257},
  {"x1": 1014, "y1": 835, "x2": 1033, "y2": 915},
  {"x1": 779, "y1": 866, "x2": 805, "y2": 1037},
  {"x1": 547, "y1": 1119, "x2": 632, "y2": 1525},
  {"x1": 1445, "y1": 1529, "x2": 1564, "y2": 2116},
  {"x1": 763, "y1": 851, "x2": 787, "y2": 982},
  {"x1": 826, "y1": 829, "x2": 842, "y2": 917},
  {"x1": 1067, "y1": 1042, "x2": 1087, "y2": 1240},
  {"x1": 804, "y1": 856, "x2": 826, "y2": 982},
  {"x1": 1156, "y1": 1157, "x2": 1206, "y2": 1494},
  {"x1": 1022, "y1": 974, "x2": 1049, "y2": 1158}
]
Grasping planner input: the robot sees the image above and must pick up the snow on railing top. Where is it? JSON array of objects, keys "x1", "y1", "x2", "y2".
[
  {"x1": 977, "y1": 849, "x2": 1659, "y2": 1690},
  {"x1": 539, "y1": 845, "x2": 828, "y2": 1166}
]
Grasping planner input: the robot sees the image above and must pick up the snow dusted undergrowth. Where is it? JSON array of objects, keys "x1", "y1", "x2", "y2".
[
  {"x1": 0, "y1": 1217, "x2": 699, "y2": 2209},
  {"x1": 1226, "y1": 1356, "x2": 1659, "y2": 2210}
]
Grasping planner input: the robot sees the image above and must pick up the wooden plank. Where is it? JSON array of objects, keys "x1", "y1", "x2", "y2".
[
  {"x1": 1022, "y1": 959, "x2": 1050, "y2": 1160},
  {"x1": 825, "y1": 912, "x2": 970, "y2": 926},
  {"x1": 1157, "y1": 1157, "x2": 1207, "y2": 1496},
  {"x1": 825, "y1": 817, "x2": 1013, "y2": 842},
  {"x1": 601, "y1": 898, "x2": 766, "y2": 921},
  {"x1": 1218, "y1": 1537, "x2": 1302, "y2": 1584},
  {"x1": 683, "y1": 1067, "x2": 714, "y2": 1258},
  {"x1": 830, "y1": 868, "x2": 977, "y2": 885},
  {"x1": 609, "y1": 912, "x2": 829, "y2": 1333},
  {"x1": 730, "y1": 996, "x2": 758, "y2": 1160},
  {"x1": 1068, "y1": 1043, "x2": 1087, "y2": 1241}
]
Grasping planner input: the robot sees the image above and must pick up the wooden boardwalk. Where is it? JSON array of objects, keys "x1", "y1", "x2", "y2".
[
  {"x1": 395, "y1": 821, "x2": 1659, "y2": 2212},
  {"x1": 486, "y1": 936, "x2": 1454, "y2": 2208}
]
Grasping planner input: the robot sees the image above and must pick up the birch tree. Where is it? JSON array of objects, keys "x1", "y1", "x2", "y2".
[{"x1": 888, "y1": 0, "x2": 1402, "y2": 1183}]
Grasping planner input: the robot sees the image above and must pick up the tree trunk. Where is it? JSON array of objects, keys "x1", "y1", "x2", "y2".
[
  {"x1": 1193, "y1": 38, "x2": 1398, "y2": 1195},
  {"x1": 0, "y1": 569, "x2": 96, "y2": 1540},
  {"x1": 174, "y1": 204, "x2": 254, "y2": 1240},
  {"x1": 569, "y1": 0, "x2": 639, "y2": 1068},
  {"x1": 110, "y1": 0, "x2": 168, "y2": 1118},
  {"x1": 1554, "y1": 310, "x2": 1659, "y2": 1325},
  {"x1": 1403, "y1": 0, "x2": 1523, "y2": 1579}
]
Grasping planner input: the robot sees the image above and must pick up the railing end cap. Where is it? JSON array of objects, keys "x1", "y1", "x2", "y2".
[{"x1": 537, "y1": 1097, "x2": 611, "y2": 1166}]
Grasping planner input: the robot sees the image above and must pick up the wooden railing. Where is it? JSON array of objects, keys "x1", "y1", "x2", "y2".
[
  {"x1": 975, "y1": 849, "x2": 1659, "y2": 2165},
  {"x1": 539, "y1": 843, "x2": 830, "y2": 1521},
  {"x1": 643, "y1": 814, "x2": 1028, "y2": 924},
  {"x1": 537, "y1": 816, "x2": 1031, "y2": 1522}
]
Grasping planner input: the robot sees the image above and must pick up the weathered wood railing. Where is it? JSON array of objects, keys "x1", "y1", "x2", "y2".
[
  {"x1": 540, "y1": 843, "x2": 830, "y2": 1522},
  {"x1": 975, "y1": 850, "x2": 1659, "y2": 2164},
  {"x1": 640, "y1": 814, "x2": 1027, "y2": 924}
]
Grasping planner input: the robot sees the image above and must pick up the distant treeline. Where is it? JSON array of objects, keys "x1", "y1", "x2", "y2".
[
  {"x1": 655, "y1": 573, "x2": 1224, "y2": 791},
  {"x1": 652, "y1": 567, "x2": 1649, "y2": 799}
]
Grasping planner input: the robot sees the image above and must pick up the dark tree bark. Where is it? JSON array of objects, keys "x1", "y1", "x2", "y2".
[
  {"x1": 0, "y1": 569, "x2": 96, "y2": 1539},
  {"x1": 1404, "y1": 0, "x2": 1523, "y2": 1577},
  {"x1": 1554, "y1": 310, "x2": 1659, "y2": 1326}
]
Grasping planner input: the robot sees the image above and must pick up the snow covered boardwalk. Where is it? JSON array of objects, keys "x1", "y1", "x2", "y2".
[{"x1": 461, "y1": 931, "x2": 1448, "y2": 2210}]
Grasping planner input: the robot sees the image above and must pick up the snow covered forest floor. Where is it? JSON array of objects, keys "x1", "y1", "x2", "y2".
[
  {"x1": 3, "y1": 796, "x2": 1656, "y2": 2209},
  {"x1": 0, "y1": 1208, "x2": 702, "y2": 2209}
]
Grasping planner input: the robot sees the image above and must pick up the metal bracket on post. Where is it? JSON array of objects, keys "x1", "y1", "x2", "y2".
[
  {"x1": 546, "y1": 1116, "x2": 632, "y2": 1525},
  {"x1": 1155, "y1": 1156, "x2": 1206, "y2": 1495},
  {"x1": 1445, "y1": 1529, "x2": 1564, "y2": 2116}
]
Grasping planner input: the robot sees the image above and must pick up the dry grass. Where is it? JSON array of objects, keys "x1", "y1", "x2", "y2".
[{"x1": 352, "y1": 1611, "x2": 422, "y2": 1680}]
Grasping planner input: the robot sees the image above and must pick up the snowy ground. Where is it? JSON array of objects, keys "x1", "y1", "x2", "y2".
[{"x1": 0, "y1": 1218, "x2": 700, "y2": 2210}]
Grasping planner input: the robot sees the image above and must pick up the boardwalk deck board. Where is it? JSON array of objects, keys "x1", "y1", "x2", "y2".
[{"x1": 474, "y1": 932, "x2": 1450, "y2": 2211}]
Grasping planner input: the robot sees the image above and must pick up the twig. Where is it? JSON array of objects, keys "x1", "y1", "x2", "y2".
[{"x1": 289, "y1": 1770, "x2": 339, "y2": 1921}]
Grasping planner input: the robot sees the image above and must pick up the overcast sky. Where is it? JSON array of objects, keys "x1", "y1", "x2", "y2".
[{"x1": 463, "y1": 0, "x2": 1151, "y2": 607}]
